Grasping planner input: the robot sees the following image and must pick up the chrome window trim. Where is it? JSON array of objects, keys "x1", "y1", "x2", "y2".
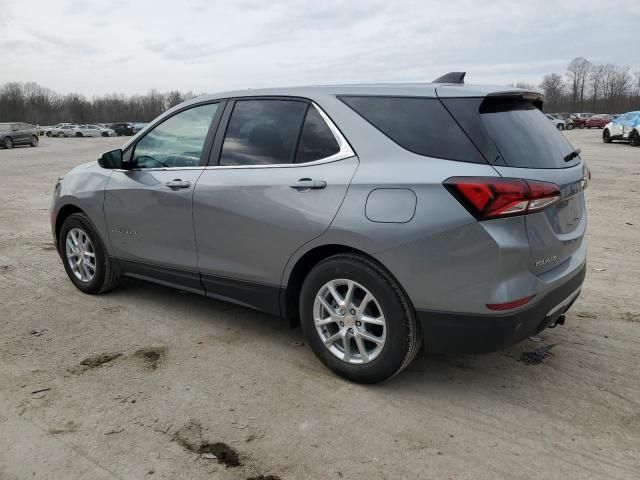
[{"x1": 119, "y1": 101, "x2": 355, "y2": 172}]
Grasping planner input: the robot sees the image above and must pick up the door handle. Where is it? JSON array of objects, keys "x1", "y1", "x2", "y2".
[
  {"x1": 290, "y1": 178, "x2": 327, "y2": 191},
  {"x1": 165, "y1": 179, "x2": 191, "y2": 189}
]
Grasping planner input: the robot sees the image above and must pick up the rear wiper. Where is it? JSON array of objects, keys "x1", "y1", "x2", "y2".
[{"x1": 564, "y1": 148, "x2": 581, "y2": 162}]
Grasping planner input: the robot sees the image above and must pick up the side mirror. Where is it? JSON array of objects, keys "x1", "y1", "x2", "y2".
[{"x1": 98, "y1": 149, "x2": 124, "y2": 169}]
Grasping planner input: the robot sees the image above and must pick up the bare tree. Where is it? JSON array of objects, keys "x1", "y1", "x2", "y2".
[
  {"x1": 566, "y1": 57, "x2": 592, "y2": 110},
  {"x1": 540, "y1": 73, "x2": 565, "y2": 108}
]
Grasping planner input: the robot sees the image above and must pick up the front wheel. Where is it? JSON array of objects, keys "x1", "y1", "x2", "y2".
[
  {"x1": 300, "y1": 254, "x2": 422, "y2": 383},
  {"x1": 30, "y1": 135, "x2": 39, "y2": 147},
  {"x1": 630, "y1": 131, "x2": 640, "y2": 147},
  {"x1": 59, "y1": 213, "x2": 120, "y2": 294},
  {"x1": 75, "y1": 132, "x2": 83, "y2": 137},
  {"x1": 579, "y1": 124, "x2": 585, "y2": 129},
  {"x1": 603, "y1": 130, "x2": 612, "y2": 143},
  {"x1": 46, "y1": 131, "x2": 52, "y2": 137},
  {"x1": 557, "y1": 124, "x2": 564, "y2": 130}
]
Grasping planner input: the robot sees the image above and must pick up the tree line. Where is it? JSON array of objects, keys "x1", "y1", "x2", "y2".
[
  {"x1": 2, "y1": 58, "x2": 639, "y2": 125},
  {"x1": 535, "y1": 58, "x2": 640, "y2": 113},
  {"x1": 0, "y1": 82, "x2": 198, "y2": 125}
]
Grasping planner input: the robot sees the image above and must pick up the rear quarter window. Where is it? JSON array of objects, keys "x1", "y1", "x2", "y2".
[{"x1": 339, "y1": 96, "x2": 485, "y2": 164}]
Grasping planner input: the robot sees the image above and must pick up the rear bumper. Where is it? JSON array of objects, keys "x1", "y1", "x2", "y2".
[{"x1": 416, "y1": 262, "x2": 586, "y2": 354}]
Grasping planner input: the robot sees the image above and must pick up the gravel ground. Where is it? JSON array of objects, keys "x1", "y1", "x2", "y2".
[{"x1": 0, "y1": 131, "x2": 639, "y2": 480}]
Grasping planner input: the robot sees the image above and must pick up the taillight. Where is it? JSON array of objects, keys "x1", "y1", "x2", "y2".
[{"x1": 444, "y1": 177, "x2": 561, "y2": 220}]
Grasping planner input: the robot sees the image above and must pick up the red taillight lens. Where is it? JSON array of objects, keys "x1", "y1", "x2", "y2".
[
  {"x1": 444, "y1": 177, "x2": 561, "y2": 220},
  {"x1": 486, "y1": 295, "x2": 536, "y2": 311}
]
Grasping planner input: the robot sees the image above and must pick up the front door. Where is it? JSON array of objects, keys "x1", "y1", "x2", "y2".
[
  {"x1": 104, "y1": 102, "x2": 221, "y2": 290},
  {"x1": 193, "y1": 98, "x2": 358, "y2": 313}
]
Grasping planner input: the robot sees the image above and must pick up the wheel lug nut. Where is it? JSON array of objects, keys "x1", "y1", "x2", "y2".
[
  {"x1": 356, "y1": 321, "x2": 361, "y2": 327},
  {"x1": 349, "y1": 328, "x2": 353, "y2": 333},
  {"x1": 350, "y1": 309, "x2": 356, "y2": 315},
  {"x1": 339, "y1": 321, "x2": 344, "y2": 327}
]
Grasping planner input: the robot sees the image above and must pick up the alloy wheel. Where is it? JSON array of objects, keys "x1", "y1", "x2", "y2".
[
  {"x1": 313, "y1": 279, "x2": 387, "y2": 364},
  {"x1": 65, "y1": 227, "x2": 96, "y2": 282}
]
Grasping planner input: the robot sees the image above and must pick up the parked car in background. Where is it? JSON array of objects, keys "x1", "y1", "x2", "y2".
[
  {"x1": 546, "y1": 114, "x2": 566, "y2": 130},
  {"x1": 73, "y1": 124, "x2": 117, "y2": 137},
  {"x1": 52, "y1": 125, "x2": 79, "y2": 137},
  {"x1": 44, "y1": 123, "x2": 75, "y2": 137},
  {"x1": 577, "y1": 113, "x2": 594, "y2": 119},
  {"x1": 51, "y1": 77, "x2": 588, "y2": 383},
  {"x1": 586, "y1": 114, "x2": 611, "y2": 129},
  {"x1": 0, "y1": 122, "x2": 39, "y2": 148},
  {"x1": 110, "y1": 122, "x2": 135, "y2": 136},
  {"x1": 570, "y1": 114, "x2": 586, "y2": 129},
  {"x1": 131, "y1": 122, "x2": 148, "y2": 134},
  {"x1": 603, "y1": 111, "x2": 640, "y2": 146}
]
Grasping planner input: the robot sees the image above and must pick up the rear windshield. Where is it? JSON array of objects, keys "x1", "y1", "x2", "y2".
[
  {"x1": 480, "y1": 99, "x2": 579, "y2": 169},
  {"x1": 339, "y1": 96, "x2": 485, "y2": 163}
]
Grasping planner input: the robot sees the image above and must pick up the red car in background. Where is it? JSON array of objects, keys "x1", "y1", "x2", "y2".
[{"x1": 586, "y1": 114, "x2": 611, "y2": 129}]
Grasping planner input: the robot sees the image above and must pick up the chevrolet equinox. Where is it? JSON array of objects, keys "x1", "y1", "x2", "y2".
[{"x1": 51, "y1": 73, "x2": 588, "y2": 383}]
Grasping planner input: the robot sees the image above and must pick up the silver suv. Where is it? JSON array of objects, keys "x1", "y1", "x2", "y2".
[{"x1": 51, "y1": 73, "x2": 588, "y2": 383}]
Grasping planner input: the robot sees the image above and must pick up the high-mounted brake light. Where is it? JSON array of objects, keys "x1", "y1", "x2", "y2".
[{"x1": 444, "y1": 177, "x2": 561, "y2": 220}]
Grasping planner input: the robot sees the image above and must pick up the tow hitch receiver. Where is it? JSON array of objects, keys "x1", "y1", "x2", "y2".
[{"x1": 548, "y1": 315, "x2": 566, "y2": 329}]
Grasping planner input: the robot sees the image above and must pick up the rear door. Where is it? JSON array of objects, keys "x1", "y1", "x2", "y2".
[
  {"x1": 193, "y1": 98, "x2": 357, "y2": 313},
  {"x1": 441, "y1": 95, "x2": 587, "y2": 276},
  {"x1": 104, "y1": 101, "x2": 222, "y2": 289}
]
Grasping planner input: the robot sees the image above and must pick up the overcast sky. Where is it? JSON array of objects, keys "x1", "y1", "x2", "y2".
[{"x1": 1, "y1": 0, "x2": 638, "y2": 96}]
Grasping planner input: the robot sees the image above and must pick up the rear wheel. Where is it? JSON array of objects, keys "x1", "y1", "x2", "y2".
[
  {"x1": 630, "y1": 130, "x2": 640, "y2": 147},
  {"x1": 30, "y1": 135, "x2": 39, "y2": 147},
  {"x1": 46, "y1": 131, "x2": 52, "y2": 137},
  {"x1": 587, "y1": 126, "x2": 591, "y2": 129},
  {"x1": 567, "y1": 123, "x2": 574, "y2": 130},
  {"x1": 300, "y1": 253, "x2": 422, "y2": 383},
  {"x1": 3, "y1": 137, "x2": 13, "y2": 149},
  {"x1": 603, "y1": 130, "x2": 612, "y2": 143},
  {"x1": 59, "y1": 213, "x2": 120, "y2": 294},
  {"x1": 75, "y1": 132, "x2": 83, "y2": 137},
  {"x1": 579, "y1": 123, "x2": 585, "y2": 129},
  {"x1": 556, "y1": 123, "x2": 564, "y2": 130}
]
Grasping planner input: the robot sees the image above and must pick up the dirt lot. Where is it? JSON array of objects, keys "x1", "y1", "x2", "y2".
[{"x1": 1, "y1": 131, "x2": 639, "y2": 480}]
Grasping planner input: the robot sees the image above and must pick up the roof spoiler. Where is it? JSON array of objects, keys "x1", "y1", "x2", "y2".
[{"x1": 432, "y1": 72, "x2": 466, "y2": 84}]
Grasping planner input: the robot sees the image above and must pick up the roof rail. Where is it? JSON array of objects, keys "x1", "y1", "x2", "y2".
[{"x1": 432, "y1": 72, "x2": 466, "y2": 84}]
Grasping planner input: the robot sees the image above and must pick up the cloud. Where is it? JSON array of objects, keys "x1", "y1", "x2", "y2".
[{"x1": 0, "y1": 0, "x2": 637, "y2": 95}]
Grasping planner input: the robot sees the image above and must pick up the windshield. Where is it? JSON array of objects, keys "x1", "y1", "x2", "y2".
[{"x1": 480, "y1": 99, "x2": 579, "y2": 169}]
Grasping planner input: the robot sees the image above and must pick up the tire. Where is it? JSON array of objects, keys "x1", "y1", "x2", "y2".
[
  {"x1": 567, "y1": 123, "x2": 574, "y2": 130},
  {"x1": 30, "y1": 135, "x2": 39, "y2": 147},
  {"x1": 587, "y1": 126, "x2": 591, "y2": 129},
  {"x1": 299, "y1": 253, "x2": 422, "y2": 384},
  {"x1": 58, "y1": 213, "x2": 120, "y2": 294},
  {"x1": 101, "y1": 132, "x2": 109, "y2": 137},
  {"x1": 603, "y1": 130, "x2": 612, "y2": 144},
  {"x1": 46, "y1": 131, "x2": 52, "y2": 137},
  {"x1": 557, "y1": 124, "x2": 564, "y2": 130},
  {"x1": 579, "y1": 124, "x2": 585, "y2": 129},
  {"x1": 630, "y1": 131, "x2": 640, "y2": 147},
  {"x1": 75, "y1": 132, "x2": 83, "y2": 137},
  {"x1": 3, "y1": 137, "x2": 13, "y2": 149}
]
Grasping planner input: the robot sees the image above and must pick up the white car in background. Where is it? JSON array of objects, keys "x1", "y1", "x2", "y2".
[
  {"x1": 52, "y1": 125, "x2": 79, "y2": 137},
  {"x1": 73, "y1": 124, "x2": 116, "y2": 137},
  {"x1": 546, "y1": 114, "x2": 566, "y2": 130}
]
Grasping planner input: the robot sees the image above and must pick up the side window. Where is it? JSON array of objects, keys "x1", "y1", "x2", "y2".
[
  {"x1": 132, "y1": 103, "x2": 218, "y2": 169},
  {"x1": 219, "y1": 99, "x2": 307, "y2": 166},
  {"x1": 340, "y1": 96, "x2": 485, "y2": 163},
  {"x1": 294, "y1": 105, "x2": 340, "y2": 163}
]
